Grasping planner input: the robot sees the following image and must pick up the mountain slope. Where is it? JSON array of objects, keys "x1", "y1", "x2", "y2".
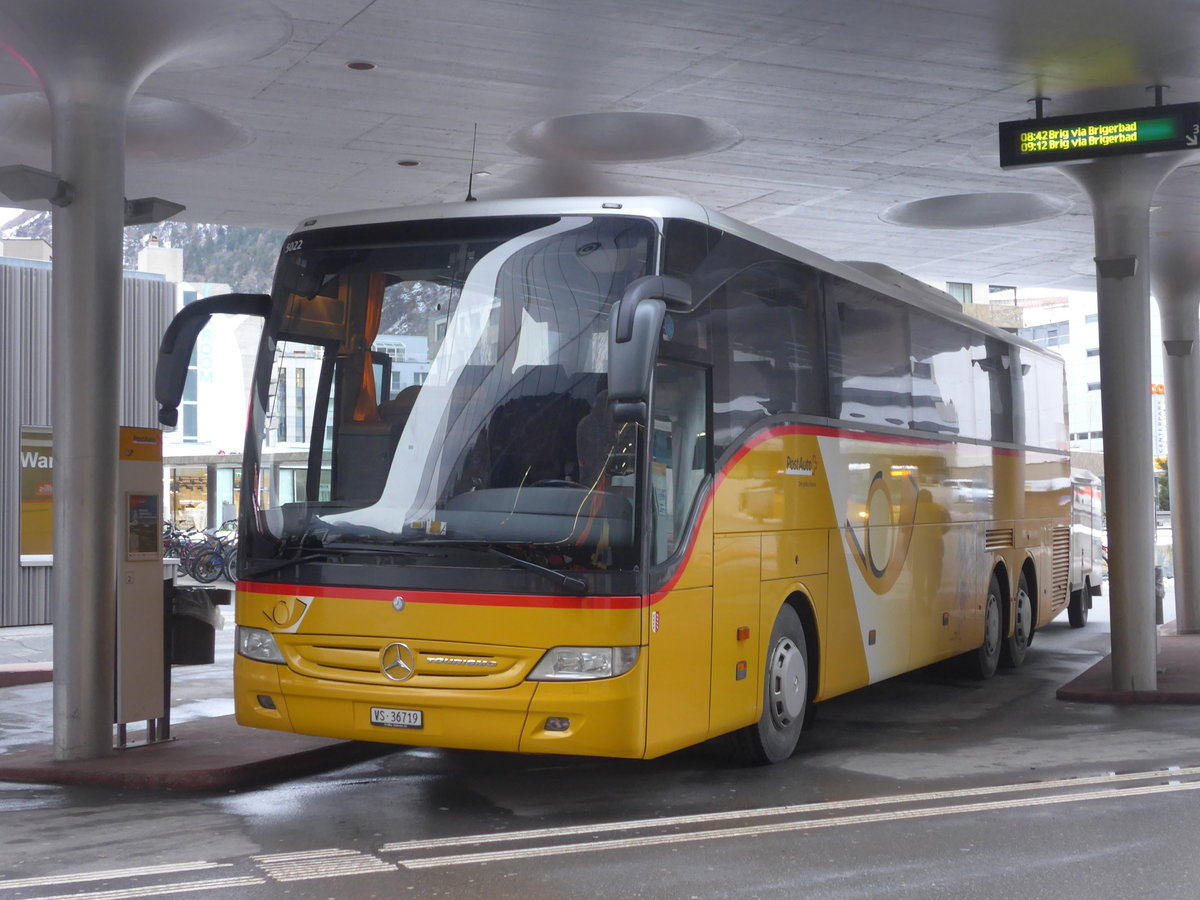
[{"x1": 1, "y1": 211, "x2": 286, "y2": 294}]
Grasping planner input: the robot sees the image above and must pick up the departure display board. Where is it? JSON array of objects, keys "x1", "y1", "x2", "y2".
[{"x1": 998, "y1": 102, "x2": 1200, "y2": 168}]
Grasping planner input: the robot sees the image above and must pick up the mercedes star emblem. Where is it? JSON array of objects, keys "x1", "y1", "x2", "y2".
[{"x1": 380, "y1": 642, "x2": 417, "y2": 682}]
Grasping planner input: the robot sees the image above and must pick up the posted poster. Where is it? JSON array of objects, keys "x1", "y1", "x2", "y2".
[{"x1": 126, "y1": 493, "x2": 161, "y2": 560}]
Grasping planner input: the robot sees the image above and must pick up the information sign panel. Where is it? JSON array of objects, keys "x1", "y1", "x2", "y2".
[{"x1": 998, "y1": 102, "x2": 1200, "y2": 168}]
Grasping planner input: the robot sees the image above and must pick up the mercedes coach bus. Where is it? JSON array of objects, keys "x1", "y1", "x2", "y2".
[{"x1": 156, "y1": 197, "x2": 1071, "y2": 764}]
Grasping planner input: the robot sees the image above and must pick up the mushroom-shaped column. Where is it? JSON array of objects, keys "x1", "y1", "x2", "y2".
[
  {"x1": 1058, "y1": 154, "x2": 1184, "y2": 691},
  {"x1": 0, "y1": 0, "x2": 286, "y2": 760},
  {"x1": 1151, "y1": 209, "x2": 1200, "y2": 634}
]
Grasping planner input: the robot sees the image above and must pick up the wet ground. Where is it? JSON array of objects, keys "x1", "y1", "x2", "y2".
[{"x1": 3, "y1": 584, "x2": 1200, "y2": 898}]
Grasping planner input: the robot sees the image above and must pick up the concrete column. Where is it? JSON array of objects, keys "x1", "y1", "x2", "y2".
[
  {"x1": 1151, "y1": 224, "x2": 1200, "y2": 634},
  {"x1": 1059, "y1": 155, "x2": 1183, "y2": 691},
  {"x1": 48, "y1": 81, "x2": 132, "y2": 760},
  {"x1": 1060, "y1": 154, "x2": 1180, "y2": 691}
]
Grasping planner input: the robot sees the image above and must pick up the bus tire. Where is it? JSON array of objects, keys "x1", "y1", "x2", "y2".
[
  {"x1": 971, "y1": 575, "x2": 1003, "y2": 679},
  {"x1": 1068, "y1": 579, "x2": 1090, "y2": 628},
  {"x1": 1001, "y1": 573, "x2": 1032, "y2": 668},
  {"x1": 732, "y1": 604, "x2": 809, "y2": 765}
]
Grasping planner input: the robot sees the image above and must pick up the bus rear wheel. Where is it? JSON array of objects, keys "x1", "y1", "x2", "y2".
[
  {"x1": 1068, "y1": 579, "x2": 1090, "y2": 628},
  {"x1": 732, "y1": 604, "x2": 809, "y2": 765},
  {"x1": 971, "y1": 575, "x2": 1002, "y2": 679},
  {"x1": 1001, "y1": 574, "x2": 1032, "y2": 668}
]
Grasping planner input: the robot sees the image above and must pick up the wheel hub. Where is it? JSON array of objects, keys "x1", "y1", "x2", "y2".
[
  {"x1": 768, "y1": 637, "x2": 806, "y2": 726},
  {"x1": 1015, "y1": 588, "x2": 1031, "y2": 647},
  {"x1": 985, "y1": 596, "x2": 1001, "y2": 655}
]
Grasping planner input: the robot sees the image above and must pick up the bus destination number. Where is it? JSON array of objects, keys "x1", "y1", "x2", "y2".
[{"x1": 370, "y1": 707, "x2": 423, "y2": 729}]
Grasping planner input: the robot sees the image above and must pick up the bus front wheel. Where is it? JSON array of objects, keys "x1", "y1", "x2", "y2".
[{"x1": 733, "y1": 604, "x2": 809, "y2": 765}]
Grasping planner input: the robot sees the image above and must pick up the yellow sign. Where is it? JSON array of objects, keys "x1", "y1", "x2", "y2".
[
  {"x1": 120, "y1": 426, "x2": 163, "y2": 462},
  {"x1": 19, "y1": 426, "x2": 53, "y2": 558},
  {"x1": 19, "y1": 426, "x2": 163, "y2": 562}
]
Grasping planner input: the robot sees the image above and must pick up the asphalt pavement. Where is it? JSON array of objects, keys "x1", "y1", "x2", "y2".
[{"x1": 2, "y1": 580, "x2": 1198, "y2": 792}]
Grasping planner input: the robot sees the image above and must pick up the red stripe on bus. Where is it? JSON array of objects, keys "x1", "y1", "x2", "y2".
[
  {"x1": 239, "y1": 426, "x2": 1049, "y2": 613},
  {"x1": 238, "y1": 580, "x2": 645, "y2": 610},
  {"x1": 716, "y1": 423, "x2": 955, "y2": 486}
]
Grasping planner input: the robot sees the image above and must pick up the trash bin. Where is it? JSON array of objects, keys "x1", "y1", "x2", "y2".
[{"x1": 169, "y1": 586, "x2": 224, "y2": 665}]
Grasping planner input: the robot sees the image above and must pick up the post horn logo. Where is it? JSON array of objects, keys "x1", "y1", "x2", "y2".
[
  {"x1": 264, "y1": 596, "x2": 309, "y2": 631},
  {"x1": 843, "y1": 470, "x2": 919, "y2": 594}
]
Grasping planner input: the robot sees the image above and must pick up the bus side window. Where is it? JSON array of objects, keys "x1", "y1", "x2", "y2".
[
  {"x1": 909, "y1": 311, "x2": 972, "y2": 438},
  {"x1": 712, "y1": 261, "x2": 824, "y2": 454},
  {"x1": 663, "y1": 221, "x2": 824, "y2": 459},
  {"x1": 825, "y1": 275, "x2": 912, "y2": 430},
  {"x1": 650, "y1": 362, "x2": 710, "y2": 564}
]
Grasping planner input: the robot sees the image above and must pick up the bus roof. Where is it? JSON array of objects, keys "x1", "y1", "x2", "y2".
[{"x1": 287, "y1": 195, "x2": 1058, "y2": 360}]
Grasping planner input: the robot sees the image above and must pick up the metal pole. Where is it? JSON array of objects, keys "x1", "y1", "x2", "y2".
[
  {"x1": 1059, "y1": 155, "x2": 1183, "y2": 691},
  {"x1": 50, "y1": 81, "x2": 132, "y2": 759}
]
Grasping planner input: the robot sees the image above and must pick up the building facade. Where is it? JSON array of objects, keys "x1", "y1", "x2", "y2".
[{"x1": 1, "y1": 256, "x2": 175, "y2": 626}]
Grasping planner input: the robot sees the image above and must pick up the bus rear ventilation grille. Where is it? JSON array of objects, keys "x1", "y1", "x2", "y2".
[
  {"x1": 984, "y1": 528, "x2": 1015, "y2": 551},
  {"x1": 1051, "y1": 526, "x2": 1072, "y2": 599}
]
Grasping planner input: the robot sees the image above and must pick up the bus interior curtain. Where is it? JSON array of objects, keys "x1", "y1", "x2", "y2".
[{"x1": 352, "y1": 273, "x2": 388, "y2": 422}]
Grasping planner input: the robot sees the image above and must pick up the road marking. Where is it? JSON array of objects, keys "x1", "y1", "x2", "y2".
[
  {"x1": 394, "y1": 778, "x2": 1200, "y2": 869},
  {"x1": 0, "y1": 863, "x2": 228, "y2": 892},
  {"x1": 34, "y1": 876, "x2": 265, "y2": 900},
  {"x1": 381, "y1": 764, "x2": 1200, "y2": 853},
  {"x1": 252, "y1": 848, "x2": 395, "y2": 882},
  {"x1": 13, "y1": 766, "x2": 1200, "y2": 894}
]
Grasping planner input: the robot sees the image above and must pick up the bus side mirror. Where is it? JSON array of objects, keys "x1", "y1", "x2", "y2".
[
  {"x1": 156, "y1": 293, "x2": 271, "y2": 427},
  {"x1": 608, "y1": 276, "x2": 692, "y2": 423}
]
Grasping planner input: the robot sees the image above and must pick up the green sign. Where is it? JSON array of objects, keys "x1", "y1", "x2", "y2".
[{"x1": 998, "y1": 102, "x2": 1200, "y2": 168}]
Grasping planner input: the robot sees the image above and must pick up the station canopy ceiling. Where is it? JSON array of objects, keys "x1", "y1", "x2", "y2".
[{"x1": 3, "y1": 0, "x2": 1200, "y2": 291}]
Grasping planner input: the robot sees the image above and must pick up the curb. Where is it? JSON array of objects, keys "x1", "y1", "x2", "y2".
[
  {"x1": 0, "y1": 741, "x2": 392, "y2": 791},
  {"x1": 0, "y1": 663, "x2": 53, "y2": 688},
  {"x1": 1056, "y1": 633, "x2": 1200, "y2": 705},
  {"x1": 0, "y1": 715, "x2": 397, "y2": 791}
]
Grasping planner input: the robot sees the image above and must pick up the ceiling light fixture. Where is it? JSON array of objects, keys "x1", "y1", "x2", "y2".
[
  {"x1": 511, "y1": 111, "x2": 741, "y2": 162},
  {"x1": 346, "y1": 60, "x2": 376, "y2": 71},
  {"x1": 880, "y1": 192, "x2": 1071, "y2": 229}
]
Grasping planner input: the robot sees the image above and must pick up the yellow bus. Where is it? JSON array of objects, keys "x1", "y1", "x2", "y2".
[{"x1": 157, "y1": 197, "x2": 1071, "y2": 763}]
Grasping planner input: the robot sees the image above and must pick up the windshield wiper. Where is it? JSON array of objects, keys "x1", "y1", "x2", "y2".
[
  {"x1": 396, "y1": 538, "x2": 588, "y2": 595},
  {"x1": 486, "y1": 547, "x2": 587, "y2": 595},
  {"x1": 250, "y1": 530, "x2": 589, "y2": 595},
  {"x1": 242, "y1": 540, "x2": 444, "y2": 580},
  {"x1": 241, "y1": 551, "x2": 336, "y2": 580}
]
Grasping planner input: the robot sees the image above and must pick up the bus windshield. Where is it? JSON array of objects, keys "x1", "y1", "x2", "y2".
[{"x1": 248, "y1": 214, "x2": 655, "y2": 574}]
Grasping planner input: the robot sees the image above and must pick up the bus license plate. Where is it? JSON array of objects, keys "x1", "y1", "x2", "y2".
[{"x1": 370, "y1": 707, "x2": 423, "y2": 729}]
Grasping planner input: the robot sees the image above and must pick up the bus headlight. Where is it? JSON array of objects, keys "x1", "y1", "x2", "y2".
[
  {"x1": 528, "y1": 646, "x2": 640, "y2": 681},
  {"x1": 237, "y1": 626, "x2": 286, "y2": 664}
]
